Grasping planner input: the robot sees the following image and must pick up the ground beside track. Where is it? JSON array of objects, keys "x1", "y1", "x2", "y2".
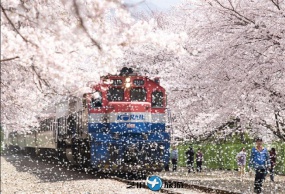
[
  {"x1": 1, "y1": 155, "x2": 154, "y2": 194},
  {"x1": 1, "y1": 154, "x2": 205, "y2": 194},
  {"x1": 156, "y1": 167, "x2": 285, "y2": 194}
]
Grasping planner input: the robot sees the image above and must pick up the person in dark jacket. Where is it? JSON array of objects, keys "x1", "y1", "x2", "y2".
[
  {"x1": 269, "y1": 148, "x2": 277, "y2": 182},
  {"x1": 249, "y1": 137, "x2": 271, "y2": 194},
  {"x1": 186, "y1": 147, "x2": 195, "y2": 173},
  {"x1": 196, "y1": 149, "x2": 203, "y2": 172}
]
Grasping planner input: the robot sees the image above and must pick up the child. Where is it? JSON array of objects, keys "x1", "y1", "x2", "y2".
[{"x1": 236, "y1": 147, "x2": 247, "y2": 178}]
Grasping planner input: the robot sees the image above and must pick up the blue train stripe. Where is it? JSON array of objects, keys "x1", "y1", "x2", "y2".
[
  {"x1": 89, "y1": 132, "x2": 170, "y2": 141},
  {"x1": 88, "y1": 123, "x2": 165, "y2": 133}
]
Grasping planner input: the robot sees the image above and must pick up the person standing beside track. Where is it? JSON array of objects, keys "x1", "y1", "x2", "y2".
[
  {"x1": 196, "y1": 149, "x2": 203, "y2": 172},
  {"x1": 269, "y1": 148, "x2": 277, "y2": 182},
  {"x1": 186, "y1": 146, "x2": 195, "y2": 173},
  {"x1": 249, "y1": 137, "x2": 271, "y2": 194},
  {"x1": 236, "y1": 147, "x2": 247, "y2": 178},
  {"x1": 171, "y1": 145, "x2": 178, "y2": 171}
]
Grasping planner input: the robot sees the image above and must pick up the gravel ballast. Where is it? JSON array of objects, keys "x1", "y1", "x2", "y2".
[{"x1": 1, "y1": 155, "x2": 157, "y2": 194}]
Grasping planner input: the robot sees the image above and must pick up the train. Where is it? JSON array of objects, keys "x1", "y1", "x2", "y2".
[{"x1": 5, "y1": 67, "x2": 171, "y2": 174}]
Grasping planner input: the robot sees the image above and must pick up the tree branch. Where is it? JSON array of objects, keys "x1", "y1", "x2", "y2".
[
  {"x1": 72, "y1": 0, "x2": 101, "y2": 50},
  {"x1": 260, "y1": 119, "x2": 285, "y2": 141},
  {"x1": 1, "y1": 5, "x2": 38, "y2": 48},
  {"x1": 31, "y1": 64, "x2": 50, "y2": 88},
  {"x1": 213, "y1": 0, "x2": 255, "y2": 24},
  {"x1": 270, "y1": 0, "x2": 281, "y2": 10},
  {"x1": 0, "y1": 56, "x2": 20, "y2": 62}
]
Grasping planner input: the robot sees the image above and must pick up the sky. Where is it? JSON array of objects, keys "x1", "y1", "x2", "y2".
[{"x1": 124, "y1": 0, "x2": 183, "y2": 12}]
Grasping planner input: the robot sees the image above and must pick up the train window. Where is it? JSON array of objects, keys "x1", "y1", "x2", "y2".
[
  {"x1": 130, "y1": 88, "x2": 146, "y2": 101},
  {"x1": 64, "y1": 117, "x2": 67, "y2": 133},
  {"x1": 58, "y1": 117, "x2": 66, "y2": 134},
  {"x1": 107, "y1": 88, "x2": 124, "y2": 101},
  {"x1": 50, "y1": 119, "x2": 54, "y2": 131},
  {"x1": 40, "y1": 121, "x2": 43, "y2": 131},
  {"x1": 46, "y1": 120, "x2": 49, "y2": 131},
  {"x1": 53, "y1": 120, "x2": 56, "y2": 131},
  {"x1": 152, "y1": 91, "x2": 164, "y2": 107},
  {"x1": 47, "y1": 119, "x2": 52, "y2": 131},
  {"x1": 91, "y1": 91, "x2": 102, "y2": 108},
  {"x1": 133, "y1": 79, "x2": 144, "y2": 86},
  {"x1": 77, "y1": 112, "x2": 81, "y2": 133},
  {"x1": 57, "y1": 118, "x2": 62, "y2": 134},
  {"x1": 67, "y1": 114, "x2": 77, "y2": 135},
  {"x1": 112, "y1": 79, "x2": 123, "y2": 86},
  {"x1": 82, "y1": 94, "x2": 87, "y2": 108},
  {"x1": 40, "y1": 120, "x2": 47, "y2": 131}
]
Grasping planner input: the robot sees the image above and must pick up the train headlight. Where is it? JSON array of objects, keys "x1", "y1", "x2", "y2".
[
  {"x1": 125, "y1": 77, "x2": 131, "y2": 83},
  {"x1": 125, "y1": 83, "x2": 131, "y2": 88}
]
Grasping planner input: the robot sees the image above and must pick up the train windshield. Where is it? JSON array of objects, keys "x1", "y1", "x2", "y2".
[
  {"x1": 152, "y1": 91, "x2": 164, "y2": 107},
  {"x1": 107, "y1": 88, "x2": 124, "y2": 101},
  {"x1": 130, "y1": 88, "x2": 146, "y2": 101}
]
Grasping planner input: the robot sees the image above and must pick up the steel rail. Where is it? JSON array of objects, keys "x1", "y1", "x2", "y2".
[
  {"x1": 111, "y1": 176, "x2": 242, "y2": 194},
  {"x1": 161, "y1": 178, "x2": 242, "y2": 194},
  {"x1": 111, "y1": 176, "x2": 182, "y2": 194}
]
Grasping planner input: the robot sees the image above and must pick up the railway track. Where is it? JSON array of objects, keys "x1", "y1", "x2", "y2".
[
  {"x1": 161, "y1": 178, "x2": 241, "y2": 194},
  {"x1": 112, "y1": 176, "x2": 182, "y2": 194},
  {"x1": 2, "y1": 152, "x2": 242, "y2": 193},
  {"x1": 111, "y1": 176, "x2": 242, "y2": 194}
]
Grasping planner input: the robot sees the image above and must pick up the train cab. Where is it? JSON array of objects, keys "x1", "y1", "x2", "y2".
[{"x1": 86, "y1": 67, "x2": 170, "y2": 172}]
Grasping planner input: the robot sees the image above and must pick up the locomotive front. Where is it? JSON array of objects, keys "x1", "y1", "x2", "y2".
[{"x1": 88, "y1": 68, "x2": 170, "y2": 173}]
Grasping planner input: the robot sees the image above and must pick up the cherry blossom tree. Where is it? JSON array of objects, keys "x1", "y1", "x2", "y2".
[
  {"x1": 0, "y1": 0, "x2": 159, "y2": 130},
  {"x1": 119, "y1": 0, "x2": 285, "y2": 141},
  {"x1": 1, "y1": 0, "x2": 187, "y2": 132},
  {"x1": 2, "y1": 0, "x2": 284, "y2": 141},
  {"x1": 182, "y1": 0, "x2": 285, "y2": 141}
]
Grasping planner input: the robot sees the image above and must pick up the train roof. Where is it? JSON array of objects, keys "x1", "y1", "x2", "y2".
[
  {"x1": 71, "y1": 87, "x2": 92, "y2": 98},
  {"x1": 39, "y1": 106, "x2": 56, "y2": 120}
]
